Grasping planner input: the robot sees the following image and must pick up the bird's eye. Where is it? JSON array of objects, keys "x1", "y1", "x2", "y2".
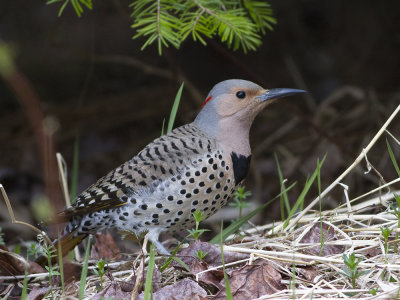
[{"x1": 236, "y1": 91, "x2": 246, "y2": 99}]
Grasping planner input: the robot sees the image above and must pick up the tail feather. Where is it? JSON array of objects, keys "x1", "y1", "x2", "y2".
[{"x1": 35, "y1": 231, "x2": 88, "y2": 267}]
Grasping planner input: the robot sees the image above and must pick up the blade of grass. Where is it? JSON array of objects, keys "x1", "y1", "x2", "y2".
[
  {"x1": 275, "y1": 153, "x2": 291, "y2": 220},
  {"x1": 57, "y1": 230, "x2": 65, "y2": 298},
  {"x1": 317, "y1": 157, "x2": 327, "y2": 256},
  {"x1": 69, "y1": 137, "x2": 80, "y2": 204},
  {"x1": 79, "y1": 236, "x2": 91, "y2": 300},
  {"x1": 161, "y1": 118, "x2": 166, "y2": 136},
  {"x1": 144, "y1": 243, "x2": 155, "y2": 300},
  {"x1": 282, "y1": 154, "x2": 326, "y2": 230},
  {"x1": 21, "y1": 270, "x2": 28, "y2": 300},
  {"x1": 172, "y1": 256, "x2": 190, "y2": 272},
  {"x1": 220, "y1": 221, "x2": 233, "y2": 300},
  {"x1": 210, "y1": 182, "x2": 296, "y2": 244},
  {"x1": 160, "y1": 240, "x2": 189, "y2": 272},
  {"x1": 167, "y1": 83, "x2": 184, "y2": 133},
  {"x1": 386, "y1": 138, "x2": 400, "y2": 177}
]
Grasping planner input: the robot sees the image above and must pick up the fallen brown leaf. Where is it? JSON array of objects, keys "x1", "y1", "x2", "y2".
[
  {"x1": 62, "y1": 260, "x2": 82, "y2": 283},
  {"x1": 27, "y1": 286, "x2": 51, "y2": 300},
  {"x1": 176, "y1": 240, "x2": 247, "y2": 268},
  {"x1": 0, "y1": 245, "x2": 45, "y2": 276},
  {"x1": 361, "y1": 246, "x2": 381, "y2": 258},
  {"x1": 90, "y1": 231, "x2": 122, "y2": 260},
  {"x1": 296, "y1": 266, "x2": 319, "y2": 283},
  {"x1": 138, "y1": 278, "x2": 207, "y2": 300},
  {"x1": 91, "y1": 281, "x2": 131, "y2": 300},
  {"x1": 299, "y1": 222, "x2": 344, "y2": 256},
  {"x1": 188, "y1": 259, "x2": 222, "y2": 288},
  {"x1": 214, "y1": 260, "x2": 283, "y2": 300}
]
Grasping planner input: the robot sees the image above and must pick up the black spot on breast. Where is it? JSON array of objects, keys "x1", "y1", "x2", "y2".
[{"x1": 231, "y1": 152, "x2": 251, "y2": 185}]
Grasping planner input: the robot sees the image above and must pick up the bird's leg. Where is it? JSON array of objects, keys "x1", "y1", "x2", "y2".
[{"x1": 145, "y1": 230, "x2": 171, "y2": 256}]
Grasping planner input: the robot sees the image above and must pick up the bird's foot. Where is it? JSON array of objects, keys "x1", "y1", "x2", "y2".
[{"x1": 144, "y1": 230, "x2": 171, "y2": 256}]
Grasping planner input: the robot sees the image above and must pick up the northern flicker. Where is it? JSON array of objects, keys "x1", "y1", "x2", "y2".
[{"x1": 39, "y1": 79, "x2": 304, "y2": 263}]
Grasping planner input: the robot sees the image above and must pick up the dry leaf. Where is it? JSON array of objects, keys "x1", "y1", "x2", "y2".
[
  {"x1": 215, "y1": 261, "x2": 283, "y2": 300},
  {"x1": 90, "y1": 231, "x2": 121, "y2": 260},
  {"x1": 361, "y1": 246, "x2": 381, "y2": 258},
  {"x1": 176, "y1": 240, "x2": 247, "y2": 268},
  {"x1": 138, "y1": 278, "x2": 207, "y2": 300},
  {"x1": 62, "y1": 260, "x2": 82, "y2": 283},
  {"x1": 299, "y1": 222, "x2": 344, "y2": 256},
  {"x1": 27, "y1": 286, "x2": 51, "y2": 300},
  {"x1": 0, "y1": 245, "x2": 45, "y2": 276},
  {"x1": 91, "y1": 281, "x2": 131, "y2": 300},
  {"x1": 296, "y1": 266, "x2": 319, "y2": 283},
  {"x1": 188, "y1": 259, "x2": 222, "y2": 288}
]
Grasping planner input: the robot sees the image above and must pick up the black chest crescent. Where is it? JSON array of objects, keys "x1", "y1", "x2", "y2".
[{"x1": 231, "y1": 152, "x2": 251, "y2": 185}]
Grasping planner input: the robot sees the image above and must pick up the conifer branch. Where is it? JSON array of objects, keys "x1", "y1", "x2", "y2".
[{"x1": 47, "y1": 0, "x2": 276, "y2": 54}]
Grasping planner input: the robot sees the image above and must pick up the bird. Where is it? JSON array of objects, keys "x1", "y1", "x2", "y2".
[{"x1": 37, "y1": 79, "x2": 305, "y2": 265}]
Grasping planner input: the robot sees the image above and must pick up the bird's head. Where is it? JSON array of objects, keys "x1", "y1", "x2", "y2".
[{"x1": 194, "y1": 79, "x2": 305, "y2": 154}]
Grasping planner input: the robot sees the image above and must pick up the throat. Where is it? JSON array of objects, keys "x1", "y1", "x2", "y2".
[{"x1": 231, "y1": 152, "x2": 251, "y2": 185}]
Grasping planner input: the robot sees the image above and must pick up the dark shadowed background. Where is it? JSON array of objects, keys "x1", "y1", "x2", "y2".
[{"x1": 0, "y1": 1, "x2": 399, "y2": 246}]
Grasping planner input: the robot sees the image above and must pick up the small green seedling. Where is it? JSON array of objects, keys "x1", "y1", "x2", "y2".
[
  {"x1": 194, "y1": 250, "x2": 208, "y2": 261},
  {"x1": 40, "y1": 241, "x2": 61, "y2": 299},
  {"x1": 93, "y1": 259, "x2": 107, "y2": 291},
  {"x1": 342, "y1": 252, "x2": 367, "y2": 289},
  {"x1": 229, "y1": 186, "x2": 252, "y2": 219},
  {"x1": 27, "y1": 243, "x2": 40, "y2": 260},
  {"x1": 380, "y1": 226, "x2": 392, "y2": 262},
  {"x1": 187, "y1": 210, "x2": 209, "y2": 241},
  {"x1": 44, "y1": 247, "x2": 61, "y2": 299}
]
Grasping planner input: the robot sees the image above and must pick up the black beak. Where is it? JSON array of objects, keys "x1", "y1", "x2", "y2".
[{"x1": 258, "y1": 88, "x2": 306, "y2": 102}]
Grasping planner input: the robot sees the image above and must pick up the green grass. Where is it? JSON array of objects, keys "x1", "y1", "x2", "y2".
[
  {"x1": 220, "y1": 221, "x2": 233, "y2": 300},
  {"x1": 57, "y1": 230, "x2": 66, "y2": 298},
  {"x1": 386, "y1": 138, "x2": 400, "y2": 177},
  {"x1": 167, "y1": 83, "x2": 184, "y2": 133},
  {"x1": 160, "y1": 240, "x2": 190, "y2": 272},
  {"x1": 144, "y1": 243, "x2": 156, "y2": 300},
  {"x1": 210, "y1": 182, "x2": 296, "y2": 244},
  {"x1": 69, "y1": 137, "x2": 80, "y2": 204},
  {"x1": 21, "y1": 270, "x2": 28, "y2": 300},
  {"x1": 79, "y1": 236, "x2": 91, "y2": 300},
  {"x1": 282, "y1": 154, "x2": 326, "y2": 230},
  {"x1": 162, "y1": 82, "x2": 184, "y2": 136},
  {"x1": 275, "y1": 154, "x2": 291, "y2": 221}
]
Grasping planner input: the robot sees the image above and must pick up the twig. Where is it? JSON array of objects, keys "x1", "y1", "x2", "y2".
[
  {"x1": 130, "y1": 255, "x2": 145, "y2": 300},
  {"x1": 0, "y1": 184, "x2": 52, "y2": 246},
  {"x1": 56, "y1": 152, "x2": 81, "y2": 261}
]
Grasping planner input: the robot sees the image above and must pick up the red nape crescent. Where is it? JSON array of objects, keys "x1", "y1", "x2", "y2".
[{"x1": 201, "y1": 95, "x2": 212, "y2": 109}]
